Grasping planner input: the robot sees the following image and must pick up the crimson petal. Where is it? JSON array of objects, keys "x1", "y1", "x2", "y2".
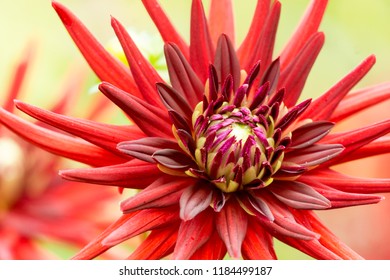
[
  {"x1": 290, "y1": 121, "x2": 335, "y2": 150},
  {"x1": 153, "y1": 148, "x2": 195, "y2": 169},
  {"x1": 179, "y1": 182, "x2": 214, "y2": 221}
]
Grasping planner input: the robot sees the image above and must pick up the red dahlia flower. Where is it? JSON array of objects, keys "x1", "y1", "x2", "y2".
[
  {"x1": 1, "y1": 0, "x2": 389, "y2": 259},
  {"x1": 0, "y1": 49, "x2": 119, "y2": 259}
]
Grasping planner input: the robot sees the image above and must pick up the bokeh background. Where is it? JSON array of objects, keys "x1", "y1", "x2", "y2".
[{"x1": 0, "y1": 0, "x2": 389, "y2": 259}]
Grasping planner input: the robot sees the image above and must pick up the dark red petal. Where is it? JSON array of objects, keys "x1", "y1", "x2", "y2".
[
  {"x1": 59, "y1": 160, "x2": 161, "y2": 188},
  {"x1": 15, "y1": 100, "x2": 142, "y2": 156},
  {"x1": 190, "y1": 0, "x2": 215, "y2": 83},
  {"x1": 300, "y1": 55, "x2": 376, "y2": 121},
  {"x1": 214, "y1": 34, "x2": 241, "y2": 91},
  {"x1": 121, "y1": 176, "x2": 193, "y2": 213},
  {"x1": 117, "y1": 137, "x2": 179, "y2": 163},
  {"x1": 179, "y1": 182, "x2": 214, "y2": 221},
  {"x1": 102, "y1": 206, "x2": 180, "y2": 247},
  {"x1": 241, "y1": 217, "x2": 277, "y2": 260},
  {"x1": 173, "y1": 209, "x2": 214, "y2": 259},
  {"x1": 237, "y1": 0, "x2": 271, "y2": 69},
  {"x1": 52, "y1": 2, "x2": 138, "y2": 95},
  {"x1": 279, "y1": 0, "x2": 328, "y2": 68},
  {"x1": 99, "y1": 82, "x2": 172, "y2": 138},
  {"x1": 304, "y1": 168, "x2": 390, "y2": 194},
  {"x1": 215, "y1": 198, "x2": 248, "y2": 258},
  {"x1": 190, "y1": 230, "x2": 227, "y2": 260},
  {"x1": 127, "y1": 226, "x2": 178, "y2": 260},
  {"x1": 279, "y1": 32, "x2": 324, "y2": 107},
  {"x1": 111, "y1": 17, "x2": 164, "y2": 108},
  {"x1": 0, "y1": 108, "x2": 125, "y2": 167},
  {"x1": 270, "y1": 181, "x2": 331, "y2": 210},
  {"x1": 208, "y1": 0, "x2": 235, "y2": 46},
  {"x1": 331, "y1": 82, "x2": 390, "y2": 122},
  {"x1": 141, "y1": 0, "x2": 189, "y2": 59},
  {"x1": 290, "y1": 121, "x2": 335, "y2": 150}
]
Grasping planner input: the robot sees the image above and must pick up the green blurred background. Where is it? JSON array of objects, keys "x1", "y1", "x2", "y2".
[{"x1": 0, "y1": 0, "x2": 389, "y2": 259}]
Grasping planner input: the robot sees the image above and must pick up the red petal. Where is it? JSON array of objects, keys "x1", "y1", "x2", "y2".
[
  {"x1": 179, "y1": 182, "x2": 213, "y2": 221},
  {"x1": 0, "y1": 108, "x2": 124, "y2": 166},
  {"x1": 215, "y1": 198, "x2": 248, "y2": 258},
  {"x1": 208, "y1": 0, "x2": 235, "y2": 46},
  {"x1": 15, "y1": 100, "x2": 139, "y2": 156},
  {"x1": 241, "y1": 217, "x2": 277, "y2": 260},
  {"x1": 339, "y1": 136, "x2": 390, "y2": 162},
  {"x1": 300, "y1": 55, "x2": 376, "y2": 121},
  {"x1": 279, "y1": 0, "x2": 328, "y2": 68},
  {"x1": 59, "y1": 160, "x2": 161, "y2": 188},
  {"x1": 141, "y1": 0, "x2": 189, "y2": 59},
  {"x1": 190, "y1": 0, "x2": 215, "y2": 83},
  {"x1": 111, "y1": 17, "x2": 164, "y2": 108},
  {"x1": 331, "y1": 82, "x2": 390, "y2": 122},
  {"x1": 173, "y1": 208, "x2": 214, "y2": 259},
  {"x1": 121, "y1": 176, "x2": 193, "y2": 213},
  {"x1": 99, "y1": 82, "x2": 172, "y2": 138},
  {"x1": 290, "y1": 121, "x2": 334, "y2": 150},
  {"x1": 237, "y1": 0, "x2": 271, "y2": 69},
  {"x1": 52, "y1": 2, "x2": 139, "y2": 95},
  {"x1": 190, "y1": 230, "x2": 227, "y2": 260},
  {"x1": 127, "y1": 226, "x2": 179, "y2": 260}
]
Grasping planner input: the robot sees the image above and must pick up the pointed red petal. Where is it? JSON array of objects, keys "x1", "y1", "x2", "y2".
[
  {"x1": 280, "y1": 32, "x2": 324, "y2": 107},
  {"x1": 215, "y1": 198, "x2": 248, "y2": 258},
  {"x1": 127, "y1": 226, "x2": 179, "y2": 260},
  {"x1": 208, "y1": 0, "x2": 235, "y2": 46},
  {"x1": 141, "y1": 0, "x2": 189, "y2": 59},
  {"x1": 15, "y1": 100, "x2": 140, "y2": 155},
  {"x1": 190, "y1": 230, "x2": 227, "y2": 260},
  {"x1": 190, "y1": 0, "x2": 215, "y2": 83},
  {"x1": 179, "y1": 182, "x2": 213, "y2": 221},
  {"x1": 173, "y1": 209, "x2": 214, "y2": 259},
  {"x1": 52, "y1": 2, "x2": 139, "y2": 95},
  {"x1": 99, "y1": 82, "x2": 172, "y2": 138},
  {"x1": 237, "y1": 0, "x2": 271, "y2": 68},
  {"x1": 290, "y1": 121, "x2": 334, "y2": 150},
  {"x1": 59, "y1": 160, "x2": 161, "y2": 188},
  {"x1": 331, "y1": 82, "x2": 390, "y2": 122},
  {"x1": 300, "y1": 55, "x2": 376, "y2": 121},
  {"x1": 111, "y1": 17, "x2": 164, "y2": 108},
  {"x1": 279, "y1": 0, "x2": 328, "y2": 68},
  {"x1": 339, "y1": 136, "x2": 390, "y2": 162},
  {"x1": 241, "y1": 217, "x2": 277, "y2": 260},
  {"x1": 0, "y1": 108, "x2": 124, "y2": 166}
]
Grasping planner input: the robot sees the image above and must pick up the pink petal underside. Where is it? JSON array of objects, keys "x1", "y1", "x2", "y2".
[
  {"x1": 121, "y1": 176, "x2": 195, "y2": 213},
  {"x1": 153, "y1": 148, "x2": 195, "y2": 169},
  {"x1": 51, "y1": 2, "x2": 139, "y2": 95},
  {"x1": 3, "y1": 46, "x2": 32, "y2": 112},
  {"x1": 279, "y1": 32, "x2": 325, "y2": 107},
  {"x1": 102, "y1": 206, "x2": 180, "y2": 247},
  {"x1": 172, "y1": 208, "x2": 214, "y2": 260},
  {"x1": 127, "y1": 226, "x2": 179, "y2": 260},
  {"x1": 214, "y1": 34, "x2": 241, "y2": 91},
  {"x1": 111, "y1": 17, "x2": 165, "y2": 109},
  {"x1": 0, "y1": 108, "x2": 125, "y2": 167},
  {"x1": 141, "y1": 0, "x2": 189, "y2": 59},
  {"x1": 241, "y1": 217, "x2": 277, "y2": 260},
  {"x1": 339, "y1": 136, "x2": 390, "y2": 163},
  {"x1": 190, "y1": 230, "x2": 227, "y2": 260},
  {"x1": 320, "y1": 119, "x2": 390, "y2": 165},
  {"x1": 117, "y1": 137, "x2": 180, "y2": 163},
  {"x1": 59, "y1": 160, "x2": 162, "y2": 188},
  {"x1": 208, "y1": 0, "x2": 235, "y2": 46},
  {"x1": 72, "y1": 213, "x2": 138, "y2": 259},
  {"x1": 190, "y1": 0, "x2": 215, "y2": 83},
  {"x1": 215, "y1": 198, "x2": 248, "y2": 259},
  {"x1": 14, "y1": 100, "x2": 141, "y2": 156},
  {"x1": 179, "y1": 182, "x2": 214, "y2": 221},
  {"x1": 269, "y1": 181, "x2": 331, "y2": 210},
  {"x1": 330, "y1": 82, "x2": 390, "y2": 122},
  {"x1": 279, "y1": 0, "x2": 328, "y2": 69},
  {"x1": 298, "y1": 178, "x2": 383, "y2": 208},
  {"x1": 299, "y1": 55, "x2": 376, "y2": 121},
  {"x1": 237, "y1": 0, "x2": 271, "y2": 69},
  {"x1": 303, "y1": 168, "x2": 390, "y2": 194},
  {"x1": 289, "y1": 121, "x2": 335, "y2": 150},
  {"x1": 98, "y1": 82, "x2": 172, "y2": 138}
]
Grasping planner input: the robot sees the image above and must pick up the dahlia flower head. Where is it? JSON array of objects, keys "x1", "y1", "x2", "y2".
[
  {"x1": 0, "y1": 49, "x2": 119, "y2": 259},
  {"x1": 1, "y1": 0, "x2": 390, "y2": 259}
]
